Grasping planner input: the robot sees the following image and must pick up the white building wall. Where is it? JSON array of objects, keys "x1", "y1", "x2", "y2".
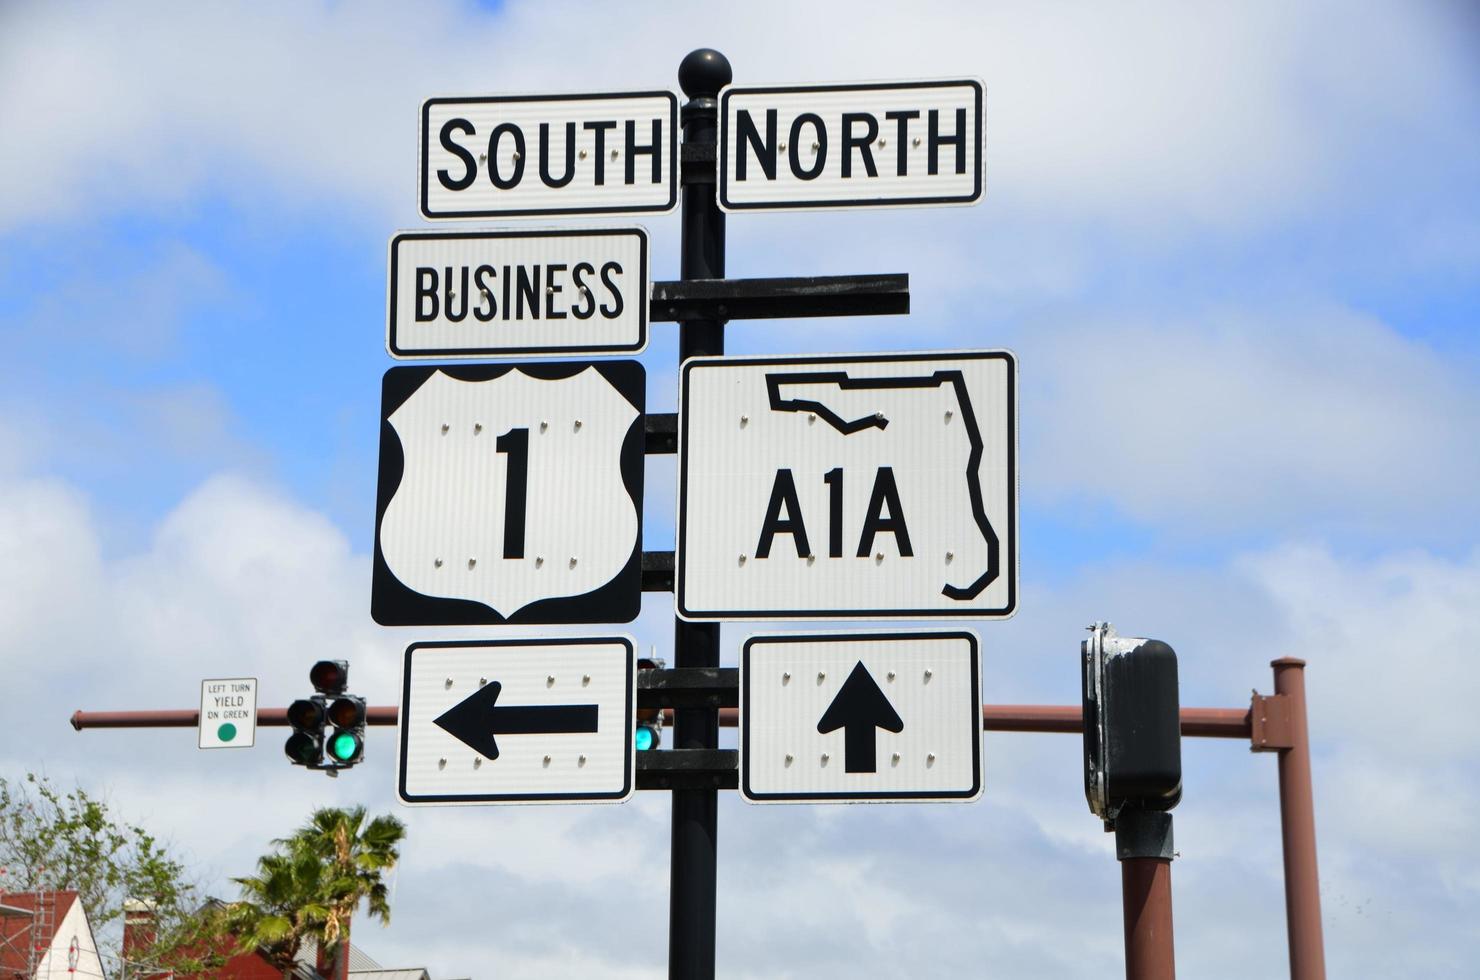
[{"x1": 35, "y1": 898, "x2": 104, "y2": 980}]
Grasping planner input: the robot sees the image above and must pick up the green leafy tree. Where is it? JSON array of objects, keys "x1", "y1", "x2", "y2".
[
  {"x1": 0, "y1": 772, "x2": 223, "y2": 975},
  {"x1": 225, "y1": 806, "x2": 405, "y2": 978}
]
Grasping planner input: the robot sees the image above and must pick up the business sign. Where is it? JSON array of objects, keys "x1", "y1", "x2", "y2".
[
  {"x1": 198, "y1": 677, "x2": 257, "y2": 749},
  {"x1": 373, "y1": 361, "x2": 645, "y2": 626},
  {"x1": 677, "y1": 350, "x2": 1016, "y2": 620},
  {"x1": 718, "y1": 79, "x2": 983, "y2": 212},
  {"x1": 387, "y1": 229, "x2": 649, "y2": 359},
  {"x1": 398, "y1": 638, "x2": 636, "y2": 805},
  {"x1": 421, "y1": 91, "x2": 678, "y2": 219},
  {"x1": 740, "y1": 632, "x2": 982, "y2": 803}
]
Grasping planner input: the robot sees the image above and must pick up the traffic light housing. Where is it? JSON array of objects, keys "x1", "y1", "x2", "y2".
[
  {"x1": 635, "y1": 656, "x2": 664, "y2": 751},
  {"x1": 1082, "y1": 623, "x2": 1181, "y2": 827},
  {"x1": 286, "y1": 661, "x2": 363, "y2": 774},
  {"x1": 285, "y1": 696, "x2": 326, "y2": 767},
  {"x1": 326, "y1": 695, "x2": 366, "y2": 765}
]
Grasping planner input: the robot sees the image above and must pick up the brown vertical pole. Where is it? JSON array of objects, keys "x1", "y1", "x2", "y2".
[
  {"x1": 1116, "y1": 809, "x2": 1175, "y2": 980},
  {"x1": 1271, "y1": 657, "x2": 1326, "y2": 979},
  {"x1": 1122, "y1": 858, "x2": 1175, "y2": 980}
]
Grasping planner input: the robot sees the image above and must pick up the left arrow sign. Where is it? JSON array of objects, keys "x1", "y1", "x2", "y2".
[{"x1": 433, "y1": 681, "x2": 599, "y2": 760}]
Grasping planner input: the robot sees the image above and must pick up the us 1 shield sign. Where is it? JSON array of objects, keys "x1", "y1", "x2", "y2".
[
  {"x1": 677, "y1": 350, "x2": 1015, "y2": 620},
  {"x1": 374, "y1": 362, "x2": 645, "y2": 626}
]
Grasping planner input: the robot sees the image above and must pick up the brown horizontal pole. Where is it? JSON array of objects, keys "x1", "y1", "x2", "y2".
[{"x1": 74, "y1": 705, "x2": 1250, "y2": 738}]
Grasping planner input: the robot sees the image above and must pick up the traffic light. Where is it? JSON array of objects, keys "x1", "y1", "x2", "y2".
[
  {"x1": 635, "y1": 656, "x2": 664, "y2": 751},
  {"x1": 285, "y1": 660, "x2": 364, "y2": 773},
  {"x1": 326, "y1": 695, "x2": 366, "y2": 766},
  {"x1": 1081, "y1": 622, "x2": 1181, "y2": 828},
  {"x1": 284, "y1": 696, "x2": 326, "y2": 767}
]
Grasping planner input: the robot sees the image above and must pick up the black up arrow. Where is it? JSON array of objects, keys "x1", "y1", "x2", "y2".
[
  {"x1": 816, "y1": 661, "x2": 904, "y2": 773},
  {"x1": 433, "y1": 682, "x2": 598, "y2": 761}
]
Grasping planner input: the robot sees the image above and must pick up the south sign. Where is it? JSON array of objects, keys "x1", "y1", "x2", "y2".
[{"x1": 421, "y1": 91, "x2": 679, "y2": 219}]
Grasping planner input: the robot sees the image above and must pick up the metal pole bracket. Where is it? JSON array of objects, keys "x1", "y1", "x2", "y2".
[{"x1": 1249, "y1": 692, "x2": 1295, "y2": 752}]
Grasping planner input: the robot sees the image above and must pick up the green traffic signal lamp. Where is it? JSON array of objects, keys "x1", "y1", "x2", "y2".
[
  {"x1": 635, "y1": 656, "x2": 663, "y2": 751},
  {"x1": 327, "y1": 729, "x2": 363, "y2": 764}
]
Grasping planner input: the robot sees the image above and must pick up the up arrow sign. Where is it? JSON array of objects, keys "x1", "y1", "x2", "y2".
[
  {"x1": 434, "y1": 681, "x2": 599, "y2": 761},
  {"x1": 816, "y1": 660, "x2": 904, "y2": 773}
]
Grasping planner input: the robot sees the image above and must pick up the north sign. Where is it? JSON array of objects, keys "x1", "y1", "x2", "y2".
[
  {"x1": 373, "y1": 361, "x2": 645, "y2": 626},
  {"x1": 398, "y1": 638, "x2": 635, "y2": 805},
  {"x1": 719, "y1": 79, "x2": 983, "y2": 212},
  {"x1": 387, "y1": 228, "x2": 650, "y2": 358},
  {"x1": 677, "y1": 350, "x2": 1016, "y2": 620},
  {"x1": 741, "y1": 632, "x2": 983, "y2": 803},
  {"x1": 421, "y1": 91, "x2": 678, "y2": 219}
]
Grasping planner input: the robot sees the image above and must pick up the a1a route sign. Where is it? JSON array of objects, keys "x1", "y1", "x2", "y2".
[
  {"x1": 677, "y1": 350, "x2": 1016, "y2": 620},
  {"x1": 198, "y1": 677, "x2": 257, "y2": 749},
  {"x1": 398, "y1": 638, "x2": 636, "y2": 805},
  {"x1": 421, "y1": 91, "x2": 678, "y2": 219},
  {"x1": 741, "y1": 632, "x2": 982, "y2": 803},
  {"x1": 719, "y1": 79, "x2": 983, "y2": 212},
  {"x1": 387, "y1": 228, "x2": 649, "y2": 359},
  {"x1": 373, "y1": 361, "x2": 645, "y2": 626}
]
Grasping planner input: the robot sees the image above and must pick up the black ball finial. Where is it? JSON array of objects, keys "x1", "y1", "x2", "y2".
[{"x1": 678, "y1": 48, "x2": 732, "y2": 100}]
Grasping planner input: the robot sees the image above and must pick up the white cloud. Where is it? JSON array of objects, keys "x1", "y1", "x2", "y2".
[
  {"x1": 1, "y1": 0, "x2": 1474, "y2": 249},
  {"x1": 3, "y1": 466, "x2": 1478, "y2": 976},
  {"x1": 1025, "y1": 302, "x2": 1480, "y2": 540}
]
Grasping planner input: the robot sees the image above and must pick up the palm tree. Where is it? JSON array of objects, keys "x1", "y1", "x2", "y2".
[{"x1": 226, "y1": 806, "x2": 406, "y2": 979}]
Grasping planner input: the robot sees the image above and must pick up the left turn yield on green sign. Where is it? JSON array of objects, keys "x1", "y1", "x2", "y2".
[{"x1": 199, "y1": 677, "x2": 257, "y2": 749}]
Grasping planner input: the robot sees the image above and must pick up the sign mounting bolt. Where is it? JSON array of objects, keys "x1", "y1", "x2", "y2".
[
  {"x1": 474, "y1": 422, "x2": 482, "y2": 434},
  {"x1": 875, "y1": 551, "x2": 885, "y2": 563},
  {"x1": 438, "y1": 757, "x2": 447, "y2": 768},
  {"x1": 434, "y1": 557, "x2": 443, "y2": 568},
  {"x1": 945, "y1": 551, "x2": 954, "y2": 564},
  {"x1": 478, "y1": 677, "x2": 487, "y2": 687},
  {"x1": 926, "y1": 752, "x2": 936, "y2": 767},
  {"x1": 444, "y1": 677, "x2": 453, "y2": 689},
  {"x1": 912, "y1": 136, "x2": 922, "y2": 147},
  {"x1": 573, "y1": 419, "x2": 582, "y2": 431},
  {"x1": 478, "y1": 152, "x2": 487, "y2": 162},
  {"x1": 924, "y1": 668, "x2": 933, "y2": 682},
  {"x1": 806, "y1": 553, "x2": 816, "y2": 565},
  {"x1": 543, "y1": 754, "x2": 551, "y2": 766},
  {"x1": 468, "y1": 558, "x2": 477, "y2": 569},
  {"x1": 738, "y1": 554, "x2": 747, "y2": 566},
  {"x1": 817, "y1": 671, "x2": 826, "y2": 684},
  {"x1": 579, "y1": 754, "x2": 588, "y2": 766},
  {"x1": 610, "y1": 149, "x2": 619, "y2": 160},
  {"x1": 582, "y1": 674, "x2": 591, "y2": 686},
  {"x1": 807, "y1": 412, "x2": 816, "y2": 423},
  {"x1": 820, "y1": 752, "x2": 830, "y2": 765},
  {"x1": 782, "y1": 671, "x2": 791, "y2": 684},
  {"x1": 440, "y1": 423, "x2": 449, "y2": 434},
  {"x1": 740, "y1": 414, "x2": 749, "y2": 427},
  {"x1": 546, "y1": 674, "x2": 555, "y2": 687},
  {"x1": 891, "y1": 752, "x2": 901, "y2": 766},
  {"x1": 779, "y1": 142, "x2": 787, "y2": 151},
  {"x1": 512, "y1": 151, "x2": 521, "y2": 161},
  {"x1": 944, "y1": 409, "x2": 953, "y2": 423},
  {"x1": 579, "y1": 149, "x2": 587, "y2": 160},
  {"x1": 535, "y1": 556, "x2": 544, "y2": 568},
  {"x1": 539, "y1": 420, "x2": 548, "y2": 432},
  {"x1": 569, "y1": 556, "x2": 578, "y2": 569},
  {"x1": 886, "y1": 670, "x2": 896, "y2": 681},
  {"x1": 473, "y1": 757, "x2": 482, "y2": 769},
  {"x1": 784, "y1": 753, "x2": 794, "y2": 766},
  {"x1": 811, "y1": 141, "x2": 820, "y2": 151}
]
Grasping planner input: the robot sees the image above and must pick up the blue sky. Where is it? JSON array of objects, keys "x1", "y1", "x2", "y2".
[{"x1": 1, "y1": 1, "x2": 1478, "y2": 977}]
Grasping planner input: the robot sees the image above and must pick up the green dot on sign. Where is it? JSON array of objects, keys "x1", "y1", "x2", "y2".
[{"x1": 217, "y1": 722, "x2": 237, "y2": 742}]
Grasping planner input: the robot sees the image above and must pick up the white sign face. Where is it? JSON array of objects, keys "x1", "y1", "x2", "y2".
[
  {"x1": 718, "y1": 80, "x2": 983, "y2": 212},
  {"x1": 373, "y1": 362, "x2": 645, "y2": 626},
  {"x1": 741, "y1": 632, "x2": 982, "y2": 803},
  {"x1": 677, "y1": 351, "x2": 1016, "y2": 620},
  {"x1": 398, "y1": 638, "x2": 635, "y2": 805},
  {"x1": 198, "y1": 677, "x2": 257, "y2": 749},
  {"x1": 421, "y1": 92, "x2": 678, "y2": 219},
  {"x1": 387, "y1": 228, "x2": 649, "y2": 359}
]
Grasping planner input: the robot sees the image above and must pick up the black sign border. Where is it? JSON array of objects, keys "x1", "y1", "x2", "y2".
[
  {"x1": 718, "y1": 79, "x2": 984, "y2": 212},
  {"x1": 398, "y1": 637, "x2": 635, "y2": 805},
  {"x1": 420, "y1": 91, "x2": 679, "y2": 219},
  {"x1": 739, "y1": 631, "x2": 982, "y2": 803},
  {"x1": 373, "y1": 360, "x2": 645, "y2": 626},
  {"x1": 387, "y1": 228, "x2": 650, "y2": 359},
  {"x1": 676, "y1": 350, "x2": 1016, "y2": 620}
]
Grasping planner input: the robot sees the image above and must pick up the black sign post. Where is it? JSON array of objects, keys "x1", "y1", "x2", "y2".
[{"x1": 669, "y1": 46, "x2": 730, "y2": 980}]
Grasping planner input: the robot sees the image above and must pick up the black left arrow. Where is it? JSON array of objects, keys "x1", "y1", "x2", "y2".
[
  {"x1": 817, "y1": 661, "x2": 904, "y2": 773},
  {"x1": 433, "y1": 682, "x2": 599, "y2": 761}
]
